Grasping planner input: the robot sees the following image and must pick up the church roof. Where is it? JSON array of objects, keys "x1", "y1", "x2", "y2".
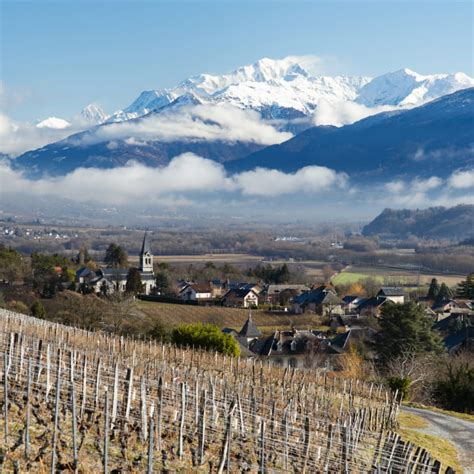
[
  {"x1": 238, "y1": 313, "x2": 262, "y2": 338},
  {"x1": 140, "y1": 231, "x2": 151, "y2": 255}
]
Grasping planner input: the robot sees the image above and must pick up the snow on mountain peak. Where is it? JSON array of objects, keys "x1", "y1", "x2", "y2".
[
  {"x1": 112, "y1": 56, "x2": 370, "y2": 121},
  {"x1": 36, "y1": 117, "x2": 71, "y2": 129},
  {"x1": 357, "y1": 68, "x2": 474, "y2": 107},
  {"x1": 109, "y1": 58, "x2": 473, "y2": 125},
  {"x1": 81, "y1": 104, "x2": 108, "y2": 124}
]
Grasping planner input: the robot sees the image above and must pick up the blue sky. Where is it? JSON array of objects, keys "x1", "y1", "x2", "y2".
[{"x1": 2, "y1": 0, "x2": 473, "y2": 121}]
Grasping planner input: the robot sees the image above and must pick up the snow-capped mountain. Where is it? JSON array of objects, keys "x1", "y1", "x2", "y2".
[
  {"x1": 80, "y1": 104, "x2": 108, "y2": 124},
  {"x1": 36, "y1": 117, "x2": 71, "y2": 129},
  {"x1": 109, "y1": 57, "x2": 371, "y2": 122},
  {"x1": 109, "y1": 57, "x2": 473, "y2": 124},
  {"x1": 356, "y1": 68, "x2": 474, "y2": 107}
]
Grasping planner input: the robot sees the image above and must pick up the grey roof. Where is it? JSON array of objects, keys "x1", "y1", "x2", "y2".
[
  {"x1": 140, "y1": 231, "x2": 151, "y2": 255},
  {"x1": 264, "y1": 284, "x2": 309, "y2": 295},
  {"x1": 239, "y1": 313, "x2": 262, "y2": 338},
  {"x1": 101, "y1": 267, "x2": 154, "y2": 281},
  {"x1": 378, "y1": 287, "x2": 405, "y2": 297},
  {"x1": 251, "y1": 330, "x2": 329, "y2": 356},
  {"x1": 224, "y1": 288, "x2": 258, "y2": 299},
  {"x1": 293, "y1": 286, "x2": 343, "y2": 306},
  {"x1": 356, "y1": 296, "x2": 387, "y2": 311},
  {"x1": 102, "y1": 268, "x2": 129, "y2": 279},
  {"x1": 140, "y1": 272, "x2": 155, "y2": 281},
  {"x1": 76, "y1": 267, "x2": 93, "y2": 278}
]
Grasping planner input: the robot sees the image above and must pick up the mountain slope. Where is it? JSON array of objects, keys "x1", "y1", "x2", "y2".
[
  {"x1": 228, "y1": 88, "x2": 474, "y2": 180},
  {"x1": 362, "y1": 205, "x2": 474, "y2": 239},
  {"x1": 356, "y1": 68, "x2": 474, "y2": 107}
]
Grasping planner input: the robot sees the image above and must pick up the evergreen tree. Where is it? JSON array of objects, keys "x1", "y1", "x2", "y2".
[
  {"x1": 104, "y1": 244, "x2": 128, "y2": 268},
  {"x1": 457, "y1": 273, "x2": 474, "y2": 299},
  {"x1": 125, "y1": 267, "x2": 143, "y2": 295},
  {"x1": 437, "y1": 283, "x2": 453, "y2": 301},
  {"x1": 427, "y1": 278, "x2": 440, "y2": 300},
  {"x1": 155, "y1": 270, "x2": 172, "y2": 295},
  {"x1": 375, "y1": 301, "x2": 445, "y2": 363}
]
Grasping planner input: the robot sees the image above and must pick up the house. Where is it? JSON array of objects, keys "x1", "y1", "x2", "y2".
[
  {"x1": 342, "y1": 295, "x2": 366, "y2": 312},
  {"x1": 261, "y1": 284, "x2": 310, "y2": 305},
  {"x1": 291, "y1": 285, "x2": 343, "y2": 315},
  {"x1": 356, "y1": 296, "x2": 388, "y2": 317},
  {"x1": 223, "y1": 288, "x2": 259, "y2": 308},
  {"x1": 377, "y1": 287, "x2": 405, "y2": 304},
  {"x1": 250, "y1": 329, "x2": 329, "y2": 368},
  {"x1": 75, "y1": 267, "x2": 94, "y2": 284},
  {"x1": 179, "y1": 283, "x2": 213, "y2": 301},
  {"x1": 223, "y1": 280, "x2": 261, "y2": 294},
  {"x1": 432, "y1": 299, "x2": 474, "y2": 320}
]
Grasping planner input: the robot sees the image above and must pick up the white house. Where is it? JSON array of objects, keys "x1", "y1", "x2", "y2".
[
  {"x1": 376, "y1": 287, "x2": 405, "y2": 304},
  {"x1": 180, "y1": 283, "x2": 213, "y2": 301}
]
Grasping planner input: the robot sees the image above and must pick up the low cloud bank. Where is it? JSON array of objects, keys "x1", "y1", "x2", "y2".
[
  {"x1": 0, "y1": 153, "x2": 347, "y2": 205},
  {"x1": 313, "y1": 99, "x2": 397, "y2": 127},
  {"x1": 383, "y1": 171, "x2": 474, "y2": 207},
  {"x1": 70, "y1": 104, "x2": 292, "y2": 148}
]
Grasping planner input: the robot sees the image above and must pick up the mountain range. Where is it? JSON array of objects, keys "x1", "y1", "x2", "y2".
[
  {"x1": 229, "y1": 87, "x2": 474, "y2": 180},
  {"x1": 362, "y1": 205, "x2": 474, "y2": 240},
  {"x1": 10, "y1": 57, "x2": 474, "y2": 181}
]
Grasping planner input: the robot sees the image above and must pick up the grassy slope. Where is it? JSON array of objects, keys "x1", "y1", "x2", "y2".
[
  {"x1": 398, "y1": 411, "x2": 462, "y2": 473},
  {"x1": 136, "y1": 300, "x2": 319, "y2": 332}
]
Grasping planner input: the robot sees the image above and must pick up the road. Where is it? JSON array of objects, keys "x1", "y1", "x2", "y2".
[{"x1": 402, "y1": 406, "x2": 474, "y2": 473}]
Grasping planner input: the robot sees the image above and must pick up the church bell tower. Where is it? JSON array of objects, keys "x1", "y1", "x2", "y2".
[{"x1": 139, "y1": 231, "x2": 153, "y2": 273}]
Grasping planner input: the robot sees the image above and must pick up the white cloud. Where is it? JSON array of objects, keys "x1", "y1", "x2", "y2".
[
  {"x1": 385, "y1": 180, "x2": 405, "y2": 193},
  {"x1": 386, "y1": 176, "x2": 443, "y2": 194},
  {"x1": 448, "y1": 169, "x2": 474, "y2": 189},
  {"x1": 72, "y1": 104, "x2": 292, "y2": 148},
  {"x1": 313, "y1": 99, "x2": 397, "y2": 127},
  {"x1": 0, "y1": 153, "x2": 348, "y2": 205},
  {"x1": 412, "y1": 176, "x2": 443, "y2": 192},
  {"x1": 0, "y1": 113, "x2": 85, "y2": 157},
  {"x1": 234, "y1": 166, "x2": 347, "y2": 196},
  {"x1": 0, "y1": 103, "x2": 291, "y2": 157}
]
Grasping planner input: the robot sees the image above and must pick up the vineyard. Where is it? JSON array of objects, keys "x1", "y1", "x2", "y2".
[{"x1": 0, "y1": 308, "x2": 454, "y2": 473}]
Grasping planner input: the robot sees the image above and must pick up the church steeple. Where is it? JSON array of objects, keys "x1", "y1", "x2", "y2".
[{"x1": 139, "y1": 231, "x2": 153, "y2": 272}]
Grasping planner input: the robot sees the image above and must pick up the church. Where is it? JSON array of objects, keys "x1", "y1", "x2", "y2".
[{"x1": 78, "y1": 232, "x2": 156, "y2": 295}]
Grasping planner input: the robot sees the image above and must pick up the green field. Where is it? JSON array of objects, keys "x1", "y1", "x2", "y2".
[
  {"x1": 331, "y1": 265, "x2": 465, "y2": 287},
  {"x1": 332, "y1": 272, "x2": 384, "y2": 285}
]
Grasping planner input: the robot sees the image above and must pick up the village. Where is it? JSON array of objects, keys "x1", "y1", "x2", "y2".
[{"x1": 70, "y1": 232, "x2": 474, "y2": 369}]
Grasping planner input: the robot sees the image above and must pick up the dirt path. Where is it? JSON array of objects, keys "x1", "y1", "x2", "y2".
[{"x1": 402, "y1": 406, "x2": 474, "y2": 473}]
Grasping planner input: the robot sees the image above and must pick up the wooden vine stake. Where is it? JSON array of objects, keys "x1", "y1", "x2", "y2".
[{"x1": 51, "y1": 349, "x2": 62, "y2": 474}]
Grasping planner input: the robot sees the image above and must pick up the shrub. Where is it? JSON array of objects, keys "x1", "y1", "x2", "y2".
[
  {"x1": 434, "y1": 358, "x2": 474, "y2": 413},
  {"x1": 387, "y1": 377, "x2": 412, "y2": 401},
  {"x1": 147, "y1": 322, "x2": 171, "y2": 343},
  {"x1": 31, "y1": 301, "x2": 47, "y2": 319},
  {"x1": 7, "y1": 300, "x2": 29, "y2": 314},
  {"x1": 171, "y1": 323, "x2": 240, "y2": 357}
]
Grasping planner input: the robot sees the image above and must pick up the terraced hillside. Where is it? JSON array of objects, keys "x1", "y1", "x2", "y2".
[{"x1": 0, "y1": 309, "x2": 453, "y2": 472}]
